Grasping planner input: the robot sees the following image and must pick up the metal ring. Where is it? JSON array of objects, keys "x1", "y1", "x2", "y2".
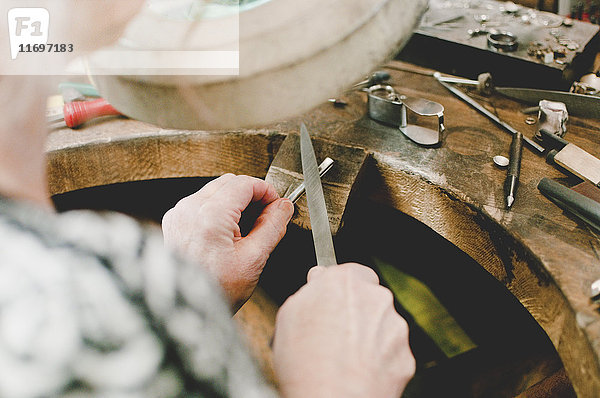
[{"x1": 487, "y1": 31, "x2": 518, "y2": 52}]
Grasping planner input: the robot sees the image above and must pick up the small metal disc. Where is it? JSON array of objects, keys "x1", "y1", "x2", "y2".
[
  {"x1": 525, "y1": 116, "x2": 537, "y2": 125},
  {"x1": 493, "y1": 155, "x2": 509, "y2": 167},
  {"x1": 591, "y1": 279, "x2": 600, "y2": 300}
]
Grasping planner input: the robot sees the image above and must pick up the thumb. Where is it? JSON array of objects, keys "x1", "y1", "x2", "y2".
[
  {"x1": 239, "y1": 198, "x2": 294, "y2": 255},
  {"x1": 307, "y1": 266, "x2": 326, "y2": 283}
]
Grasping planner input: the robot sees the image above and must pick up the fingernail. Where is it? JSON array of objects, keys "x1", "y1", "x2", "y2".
[{"x1": 279, "y1": 198, "x2": 294, "y2": 222}]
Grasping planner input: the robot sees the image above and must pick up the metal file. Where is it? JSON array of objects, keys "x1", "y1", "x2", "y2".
[{"x1": 300, "y1": 123, "x2": 337, "y2": 267}]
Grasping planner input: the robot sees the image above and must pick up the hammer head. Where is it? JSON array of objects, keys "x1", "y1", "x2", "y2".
[{"x1": 477, "y1": 72, "x2": 494, "y2": 95}]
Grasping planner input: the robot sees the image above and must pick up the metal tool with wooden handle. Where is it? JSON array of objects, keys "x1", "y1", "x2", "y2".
[
  {"x1": 540, "y1": 129, "x2": 600, "y2": 187},
  {"x1": 300, "y1": 123, "x2": 337, "y2": 267}
]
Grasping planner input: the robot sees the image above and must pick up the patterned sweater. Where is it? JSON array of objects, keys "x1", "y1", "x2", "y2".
[{"x1": 0, "y1": 196, "x2": 278, "y2": 398}]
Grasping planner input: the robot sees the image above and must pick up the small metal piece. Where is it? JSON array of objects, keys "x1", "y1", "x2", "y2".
[
  {"x1": 352, "y1": 71, "x2": 391, "y2": 89},
  {"x1": 468, "y1": 27, "x2": 490, "y2": 37},
  {"x1": 435, "y1": 76, "x2": 476, "y2": 85},
  {"x1": 487, "y1": 31, "x2": 518, "y2": 52},
  {"x1": 591, "y1": 279, "x2": 600, "y2": 301},
  {"x1": 573, "y1": 73, "x2": 600, "y2": 95},
  {"x1": 473, "y1": 14, "x2": 490, "y2": 24},
  {"x1": 328, "y1": 98, "x2": 348, "y2": 107},
  {"x1": 535, "y1": 100, "x2": 568, "y2": 140},
  {"x1": 525, "y1": 116, "x2": 537, "y2": 125},
  {"x1": 493, "y1": 155, "x2": 509, "y2": 167},
  {"x1": 285, "y1": 157, "x2": 334, "y2": 203},
  {"x1": 501, "y1": 2, "x2": 520, "y2": 13}
]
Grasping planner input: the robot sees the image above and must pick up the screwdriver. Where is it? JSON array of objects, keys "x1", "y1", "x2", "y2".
[
  {"x1": 47, "y1": 98, "x2": 122, "y2": 128},
  {"x1": 505, "y1": 131, "x2": 523, "y2": 209}
]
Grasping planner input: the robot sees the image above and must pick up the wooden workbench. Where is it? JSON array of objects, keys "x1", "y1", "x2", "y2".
[{"x1": 46, "y1": 60, "x2": 600, "y2": 397}]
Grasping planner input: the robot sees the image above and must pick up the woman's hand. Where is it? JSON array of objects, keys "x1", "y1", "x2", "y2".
[
  {"x1": 273, "y1": 263, "x2": 415, "y2": 397},
  {"x1": 162, "y1": 174, "x2": 294, "y2": 311}
]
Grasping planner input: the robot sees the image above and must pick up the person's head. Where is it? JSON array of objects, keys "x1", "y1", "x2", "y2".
[{"x1": 53, "y1": 1, "x2": 146, "y2": 51}]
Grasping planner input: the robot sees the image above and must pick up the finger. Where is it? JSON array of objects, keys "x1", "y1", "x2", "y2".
[
  {"x1": 176, "y1": 173, "x2": 236, "y2": 205},
  {"x1": 237, "y1": 198, "x2": 294, "y2": 257},
  {"x1": 340, "y1": 263, "x2": 380, "y2": 284},
  {"x1": 211, "y1": 175, "x2": 280, "y2": 216},
  {"x1": 307, "y1": 263, "x2": 380, "y2": 285},
  {"x1": 197, "y1": 173, "x2": 236, "y2": 197},
  {"x1": 306, "y1": 266, "x2": 325, "y2": 282}
]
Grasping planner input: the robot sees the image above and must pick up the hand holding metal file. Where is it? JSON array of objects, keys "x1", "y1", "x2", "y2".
[{"x1": 300, "y1": 123, "x2": 337, "y2": 267}]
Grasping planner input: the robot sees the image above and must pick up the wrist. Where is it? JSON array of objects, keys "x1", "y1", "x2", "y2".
[{"x1": 279, "y1": 369, "x2": 391, "y2": 398}]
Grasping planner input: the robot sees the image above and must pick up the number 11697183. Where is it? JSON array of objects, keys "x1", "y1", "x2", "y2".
[{"x1": 19, "y1": 43, "x2": 73, "y2": 53}]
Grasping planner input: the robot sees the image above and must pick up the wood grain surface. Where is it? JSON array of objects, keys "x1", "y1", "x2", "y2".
[
  {"x1": 46, "y1": 60, "x2": 600, "y2": 397},
  {"x1": 265, "y1": 133, "x2": 368, "y2": 234}
]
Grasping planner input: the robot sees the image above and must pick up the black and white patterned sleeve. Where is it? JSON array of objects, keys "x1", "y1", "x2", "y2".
[{"x1": 0, "y1": 203, "x2": 278, "y2": 398}]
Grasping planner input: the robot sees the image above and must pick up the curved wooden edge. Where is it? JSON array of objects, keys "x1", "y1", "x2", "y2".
[
  {"x1": 46, "y1": 125, "x2": 285, "y2": 194},
  {"x1": 46, "y1": 128, "x2": 600, "y2": 397},
  {"x1": 366, "y1": 153, "x2": 600, "y2": 397}
]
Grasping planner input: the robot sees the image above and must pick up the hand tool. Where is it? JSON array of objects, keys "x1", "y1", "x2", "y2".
[
  {"x1": 434, "y1": 74, "x2": 545, "y2": 153},
  {"x1": 367, "y1": 85, "x2": 445, "y2": 146},
  {"x1": 300, "y1": 123, "x2": 337, "y2": 267},
  {"x1": 47, "y1": 98, "x2": 123, "y2": 129},
  {"x1": 284, "y1": 157, "x2": 335, "y2": 203},
  {"x1": 572, "y1": 181, "x2": 600, "y2": 204},
  {"x1": 327, "y1": 98, "x2": 348, "y2": 107},
  {"x1": 435, "y1": 72, "x2": 494, "y2": 95},
  {"x1": 352, "y1": 70, "x2": 391, "y2": 89},
  {"x1": 436, "y1": 72, "x2": 599, "y2": 118},
  {"x1": 496, "y1": 87, "x2": 600, "y2": 118},
  {"x1": 538, "y1": 177, "x2": 600, "y2": 233},
  {"x1": 540, "y1": 129, "x2": 600, "y2": 187},
  {"x1": 505, "y1": 132, "x2": 523, "y2": 209}
]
